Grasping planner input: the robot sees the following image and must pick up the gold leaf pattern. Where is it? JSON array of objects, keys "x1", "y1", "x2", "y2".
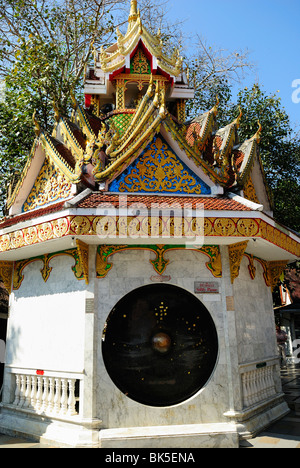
[{"x1": 119, "y1": 137, "x2": 204, "y2": 194}]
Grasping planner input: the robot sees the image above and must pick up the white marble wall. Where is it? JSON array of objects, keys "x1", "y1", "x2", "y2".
[
  {"x1": 96, "y1": 248, "x2": 229, "y2": 428},
  {"x1": 6, "y1": 256, "x2": 86, "y2": 373},
  {"x1": 233, "y1": 257, "x2": 277, "y2": 364},
  {"x1": 2, "y1": 244, "x2": 282, "y2": 444},
  {"x1": 95, "y1": 245, "x2": 280, "y2": 431}
]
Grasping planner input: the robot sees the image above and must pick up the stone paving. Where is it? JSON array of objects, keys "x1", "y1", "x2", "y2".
[{"x1": 1, "y1": 365, "x2": 300, "y2": 448}]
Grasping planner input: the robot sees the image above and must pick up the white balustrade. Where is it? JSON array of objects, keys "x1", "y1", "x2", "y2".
[
  {"x1": 10, "y1": 372, "x2": 80, "y2": 418},
  {"x1": 241, "y1": 363, "x2": 277, "y2": 408}
]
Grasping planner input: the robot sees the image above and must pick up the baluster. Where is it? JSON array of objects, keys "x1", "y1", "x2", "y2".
[
  {"x1": 53, "y1": 378, "x2": 61, "y2": 414},
  {"x1": 244, "y1": 372, "x2": 252, "y2": 406},
  {"x1": 35, "y1": 376, "x2": 43, "y2": 412},
  {"x1": 261, "y1": 368, "x2": 269, "y2": 399},
  {"x1": 267, "y1": 366, "x2": 276, "y2": 397},
  {"x1": 242, "y1": 373, "x2": 249, "y2": 407},
  {"x1": 41, "y1": 377, "x2": 49, "y2": 413},
  {"x1": 47, "y1": 377, "x2": 55, "y2": 413},
  {"x1": 247, "y1": 371, "x2": 255, "y2": 406},
  {"x1": 18, "y1": 375, "x2": 26, "y2": 407},
  {"x1": 13, "y1": 374, "x2": 21, "y2": 406},
  {"x1": 67, "y1": 379, "x2": 77, "y2": 416},
  {"x1": 23, "y1": 375, "x2": 31, "y2": 408},
  {"x1": 60, "y1": 378, "x2": 68, "y2": 415},
  {"x1": 256, "y1": 369, "x2": 264, "y2": 401},
  {"x1": 30, "y1": 376, "x2": 37, "y2": 409}
]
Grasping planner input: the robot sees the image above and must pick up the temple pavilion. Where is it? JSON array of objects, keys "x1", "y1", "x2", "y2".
[{"x1": 0, "y1": 0, "x2": 299, "y2": 448}]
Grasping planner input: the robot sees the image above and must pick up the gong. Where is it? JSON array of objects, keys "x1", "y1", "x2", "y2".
[{"x1": 102, "y1": 284, "x2": 218, "y2": 407}]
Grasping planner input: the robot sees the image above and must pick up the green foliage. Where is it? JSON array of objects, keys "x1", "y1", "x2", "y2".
[
  {"x1": 228, "y1": 85, "x2": 300, "y2": 232},
  {"x1": 0, "y1": 0, "x2": 117, "y2": 212},
  {"x1": 188, "y1": 79, "x2": 300, "y2": 233}
]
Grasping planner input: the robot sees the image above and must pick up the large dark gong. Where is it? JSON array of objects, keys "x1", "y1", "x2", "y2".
[{"x1": 102, "y1": 284, "x2": 218, "y2": 407}]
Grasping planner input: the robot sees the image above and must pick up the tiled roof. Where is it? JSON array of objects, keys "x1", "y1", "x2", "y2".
[
  {"x1": 0, "y1": 193, "x2": 252, "y2": 231},
  {"x1": 76, "y1": 193, "x2": 252, "y2": 211},
  {"x1": 0, "y1": 201, "x2": 66, "y2": 229}
]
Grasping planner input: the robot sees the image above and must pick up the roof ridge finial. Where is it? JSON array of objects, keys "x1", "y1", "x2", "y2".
[
  {"x1": 32, "y1": 110, "x2": 41, "y2": 137},
  {"x1": 253, "y1": 120, "x2": 262, "y2": 143},
  {"x1": 128, "y1": 0, "x2": 138, "y2": 30},
  {"x1": 233, "y1": 106, "x2": 243, "y2": 129}
]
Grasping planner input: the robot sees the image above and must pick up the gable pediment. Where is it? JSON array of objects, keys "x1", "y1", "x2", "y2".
[{"x1": 108, "y1": 135, "x2": 212, "y2": 195}]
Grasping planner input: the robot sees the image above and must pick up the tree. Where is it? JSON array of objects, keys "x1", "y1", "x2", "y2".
[
  {"x1": 0, "y1": 0, "x2": 186, "y2": 213},
  {"x1": 185, "y1": 35, "x2": 253, "y2": 121},
  {"x1": 0, "y1": 0, "x2": 123, "y2": 212},
  {"x1": 226, "y1": 84, "x2": 300, "y2": 232}
]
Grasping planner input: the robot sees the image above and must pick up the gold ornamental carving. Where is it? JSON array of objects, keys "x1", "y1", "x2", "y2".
[
  {"x1": 0, "y1": 261, "x2": 13, "y2": 294},
  {"x1": 118, "y1": 137, "x2": 204, "y2": 194},
  {"x1": 131, "y1": 48, "x2": 150, "y2": 74},
  {"x1": 243, "y1": 176, "x2": 260, "y2": 204},
  {"x1": 228, "y1": 241, "x2": 248, "y2": 284},
  {"x1": 96, "y1": 244, "x2": 222, "y2": 279},
  {"x1": 76, "y1": 239, "x2": 89, "y2": 284},
  {"x1": 13, "y1": 248, "x2": 85, "y2": 290},
  {"x1": 244, "y1": 253, "x2": 256, "y2": 280},
  {"x1": 264, "y1": 260, "x2": 289, "y2": 292},
  {"x1": 23, "y1": 160, "x2": 72, "y2": 212},
  {"x1": 0, "y1": 215, "x2": 300, "y2": 259}
]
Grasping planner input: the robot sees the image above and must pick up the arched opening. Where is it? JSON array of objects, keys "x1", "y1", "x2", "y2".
[{"x1": 102, "y1": 284, "x2": 218, "y2": 407}]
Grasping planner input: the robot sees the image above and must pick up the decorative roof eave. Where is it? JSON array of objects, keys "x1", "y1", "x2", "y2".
[
  {"x1": 99, "y1": 4, "x2": 182, "y2": 78},
  {"x1": 0, "y1": 207, "x2": 299, "y2": 262},
  {"x1": 93, "y1": 103, "x2": 166, "y2": 182},
  {"x1": 186, "y1": 97, "x2": 219, "y2": 151},
  {"x1": 235, "y1": 121, "x2": 262, "y2": 185},
  {"x1": 164, "y1": 114, "x2": 235, "y2": 187},
  {"x1": 91, "y1": 79, "x2": 167, "y2": 182},
  {"x1": 6, "y1": 139, "x2": 40, "y2": 210},
  {"x1": 40, "y1": 133, "x2": 83, "y2": 183},
  {"x1": 212, "y1": 107, "x2": 243, "y2": 166},
  {"x1": 54, "y1": 117, "x2": 85, "y2": 162},
  {"x1": 70, "y1": 95, "x2": 96, "y2": 143}
]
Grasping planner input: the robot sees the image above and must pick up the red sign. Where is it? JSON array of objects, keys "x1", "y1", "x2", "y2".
[{"x1": 36, "y1": 370, "x2": 44, "y2": 375}]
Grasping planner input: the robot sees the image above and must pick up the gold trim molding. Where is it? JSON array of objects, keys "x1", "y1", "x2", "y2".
[
  {"x1": 13, "y1": 247, "x2": 87, "y2": 291},
  {"x1": 0, "y1": 215, "x2": 299, "y2": 258},
  {"x1": 96, "y1": 244, "x2": 222, "y2": 279}
]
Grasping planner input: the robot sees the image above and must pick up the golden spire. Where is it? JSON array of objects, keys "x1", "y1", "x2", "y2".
[
  {"x1": 212, "y1": 95, "x2": 220, "y2": 117},
  {"x1": 233, "y1": 106, "x2": 243, "y2": 129},
  {"x1": 32, "y1": 110, "x2": 41, "y2": 137},
  {"x1": 128, "y1": 0, "x2": 138, "y2": 31},
  {"x1": 253, "y1": 120, "x2": 262, "y2": 143}
]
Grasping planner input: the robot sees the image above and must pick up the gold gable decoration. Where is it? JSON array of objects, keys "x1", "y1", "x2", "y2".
[
  {"x1": 118, "y1": 137, "x2": 203, "y2": 194},
  {"x1": 131, "y1": 48, "x2": 151, "y2": 74},
  {"x1": 243, "y1": 176, "x2": 260, "y2": 204},
  {"x1": 23, "y1": 159, "x2": 72, "y2": 212}
]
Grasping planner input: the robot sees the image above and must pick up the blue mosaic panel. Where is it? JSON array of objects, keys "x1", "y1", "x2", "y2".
[{"x1": 109, "y1": 135, "x2": 211, "y2": 195}]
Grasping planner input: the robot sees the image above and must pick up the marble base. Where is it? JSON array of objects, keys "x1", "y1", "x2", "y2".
[
  {"x1": 99, "y1": 423, "x2": 239, "y2": 449},
  {"x1": 0, "y1": 406, "x2": 102, "y2": 448},
  {"x1": 224, "y1": 395, "x2": 290, "y2": 439}
]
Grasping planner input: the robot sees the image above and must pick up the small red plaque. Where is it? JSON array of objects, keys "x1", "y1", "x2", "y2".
[{"x1": 36, "y1": 370, "x2": 44, "y2": 375}]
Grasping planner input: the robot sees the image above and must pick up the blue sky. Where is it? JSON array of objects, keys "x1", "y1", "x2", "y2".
[{"x1": 167, "y1": 0, "x2": 300, "y2": 131}]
